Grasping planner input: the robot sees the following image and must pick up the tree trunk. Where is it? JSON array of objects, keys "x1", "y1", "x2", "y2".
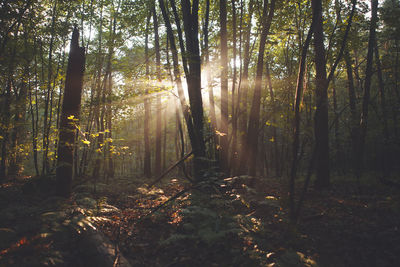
[
  {"x1": 180, "y1": 0, "x2": 207, "y2": 180},
  {"x1": 42, "y1": 0, "x2": 58, "y2": 175},
  {"x1": 312, "y1": 0, "x2": 330, "y2": 189},
  {"x1": 230, "y1": 0, "x2": 239, "y2": 173},
  {"x1": 144, "y1": 10, "x2": 152, "y2": 178},
  {"x1": 91, "y1": 2, "x2": 105, "y2": 183},
  {"x1": 105, "y1": 7, "x2": 118, "y2": 182},
  {"x1": 356, "y1": 0, "x2": 378, "y2": 177},
  {"x1": 0, "y1": 80, "x2": 11, "y2": 179},
  {"x1": 8, "y1": 68, "x2": 28, "y2": 176},
  {"x1": 158, "y1": 0, "x2": 197, "y2": 176},
  {"x1": 265, "y1": 61, "x2": 279, "y2": 176},
  {"x1": 374, "y1": 38, "x2": 390, "y2": 175},
  {"x1": 344, "y1": 49, "x2": 358, "y2": 171},
  {"x1": 158, "y1": 0, "x2": 195, "y2": 135},
  {"x1": 237, "y1": 0, "x2": 254, "y2": 175},
  {"x1": 240, "y1": 0, "x2": 275, "y2": 176},
  {"x1": 332, "y1": 78, "x2": 341, "y2": 170},
  {"x1": 153, "y1": 2, "x2": 162, "y2": 177},
  {"x1": 203, "y1": 0, "x2": 217, "y2": 131},
  {"x1": 289, "y1": 21, "x2": 314, "y2": 224},
  {"x1": 219, "y1": 0, "x2": 229, "y2": 174},
  {"x1": 56, "y1": 27, "x2": 85, "y2": 198}
]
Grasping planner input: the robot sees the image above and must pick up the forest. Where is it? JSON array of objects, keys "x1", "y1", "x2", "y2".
[{"x1": 1, "y1": 0, "x2": 400, "y2": 266}]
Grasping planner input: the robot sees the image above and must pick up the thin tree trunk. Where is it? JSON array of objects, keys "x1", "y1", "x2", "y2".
[
  {"x1": 105, "y1": 5, "x2": 119, "y2": 182},
  {"x1": 289, "y1": 21, "x2": 314, "y2": 224},
  {"x1": 374, "y1": 38, "x2": 390, "y2": 175},
  {"x1": 203, "y1": 0, "x2": 216, "y2": 131},
  {"x1": 144, "y1": 10, "x2": 152, "y2": 178},
  {"x1": 9, "y1": 32, "x2": 30, "y2": 175},
  {"x1": 92, "y1": 1, "x2": 105, "y2": 183},
  {"x1": 153, "y1": 2, "x2": 162, "y2": 177},
  {"x1": 42, "y1": 0, "x2": 58, "y2": 175},
  {"x1": 169, "y1": 0, "x2": 189, "y2": 76},
  {"x1": 344, "y1": 49, "x2": 358, "y2": 171},
  {"x1": 0, "y1": 81, "x2": 12, "y2": 179},
  {"x1": 220, "y1": 0, "x2": 229, "y2": 174},
  {"x1": 237, "y1": 0, "x2": 254, "y2": 174},
  {"x1": 356, "y1": 0, "x2": 378, "y2": 177},
  {"x1": 265, "y1": 61, "x2": 279, "y2": 176},
  {"x1": 240, "y1": 0, "x2": 275, "y2": 176},
  {"x1": 230, "y1": 0, "x2": 239, "y2": 173},
  {"x1": 374, "y1": 41, "x2": 389, "y2": 139}
]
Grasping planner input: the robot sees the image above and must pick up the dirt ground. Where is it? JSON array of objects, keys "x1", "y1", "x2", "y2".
[{"x1": 1, "y1": 174, "x2": 399, "y2": 266}]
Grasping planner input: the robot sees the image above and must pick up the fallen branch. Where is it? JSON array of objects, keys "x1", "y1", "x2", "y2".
[
  {"x1": 137, "y1": 186, "x2": 192, "y2": 223},
  {"x1": 147, "y1": 135, "x2": 214, "y2": 188},
  {"x1": 147, "y1": 151, "x2": 194, "y2": 188}
]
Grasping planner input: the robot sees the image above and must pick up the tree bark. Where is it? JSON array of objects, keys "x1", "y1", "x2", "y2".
[
  {"x1": 374, "y1": 38, "x2": 390, "y2": 175},
  {"x1": 312, "y1": 0, "x2": 330, "y2": 189},
  {"x1": 56, "y1": 27, "x2": 85, "y2": 197},
  {"x1": 230, "y1": 0, "x2": 239, "y2": 173},
  {"x1": 180, "y1": 0, "x2": 207, "y2": 180},
  {"x1": 220, "y1": 0, "x2": 229, "y2": 174},
  {"x1": 240, "y1": 0, "x2": 275, "y2": 176},
  {"x1": 153, "y1": 2, "x2": 162, "y2": 177},
  {"x1": 144, "y1": 10, "x2": 152, "y2": 178},
  {"x1": 237, "y1": 0, "x2": 254, "y2": 175},
  {"x1": 289, "y1": 21, "x2": 314, "y2": 224},
  {"x1": 344, "y1": 49, "x2": 358, "y2": 171},
  {"x1": 158, "y1": 0, "x2": 197, "y2": 176},
  {"x1": 203, "y1": 0, "x2": 217, "y2": 131},
  {"x1": 356, "y1": 0, "x2": 378, "y2": 177}
]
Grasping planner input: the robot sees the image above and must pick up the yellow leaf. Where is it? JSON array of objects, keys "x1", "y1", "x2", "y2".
[
  {"x1": 82, "y1": 140, "x2": 90, "y2": 145},
  {"x1": 215, "y1": 130, "x2": 227, "y2": 137},
  {"x1": 67, "y1": 115, "x2": 75, "y2": 120}
]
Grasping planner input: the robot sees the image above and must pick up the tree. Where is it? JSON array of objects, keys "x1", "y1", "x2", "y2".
[
  {"x1": 153, "y1": 2, "x2": 163, "y2": 177},
  {"x1": 356, "y1": 0, "x2": 378, "y2": 177},
  {"x1": 144, "y1": 9, "x2": 152, "y2": 178},
  {"x1": 56, "y1": 27, "x2": 85, "y2": 197},
  {"x1": 312, "y1": 0, "x2": 330, "y2": 189},
  {"x1": 240, "y1": 0, "x2": 275, "y2": 176},
  {"x1": 289, "y1": 20, "x2": 314, "y2": 224},
  {"x1": 180, "y1": 0, "x2": 207, "y2": 180},
  {"x1": 237, "y1": 0, "x2": 254, "y2": 175},
  {"x1": 219, "y1": 0, "x2": 229, "y2": 174}
]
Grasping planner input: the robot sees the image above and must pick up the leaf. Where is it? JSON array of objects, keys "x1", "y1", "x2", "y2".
[
  {"x1": 67, "y1": 115, "x2": 75, "y2": 120},
  {"x1": 82, "y1": 140, "x2": 90, "y2": 145},
  {"x1": 215, "y1": 130, "x2": 227, "y2": 136}
]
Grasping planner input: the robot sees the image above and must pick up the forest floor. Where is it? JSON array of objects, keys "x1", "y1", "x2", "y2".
[{"x1": 0, "y1": 173, "x2": 399, "y2": 266}]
